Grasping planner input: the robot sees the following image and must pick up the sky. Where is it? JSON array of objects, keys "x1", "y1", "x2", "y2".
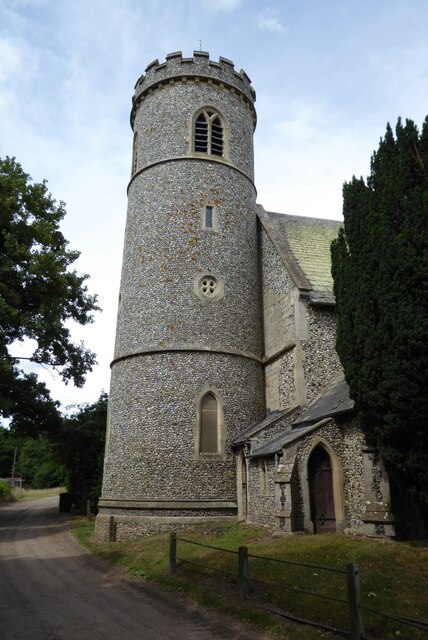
[{"x1": 1, "y1": 0, "x2": 428, "y2": 412}]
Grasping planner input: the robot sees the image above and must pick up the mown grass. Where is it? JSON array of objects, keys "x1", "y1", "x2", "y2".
[
  {"x1": 12, "y1": 486, "x2": 64, "y2": 501},
  {"x1": 0, "y1": 484, "x2": 65, "y2": 504},
  {"x1": 71, "y1": 518, "x2": 428, "y2": 640}
]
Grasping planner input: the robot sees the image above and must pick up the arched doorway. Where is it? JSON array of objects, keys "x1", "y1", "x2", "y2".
[{"x1": 308, "y1": 446, "x2": 336, "y2": 533}]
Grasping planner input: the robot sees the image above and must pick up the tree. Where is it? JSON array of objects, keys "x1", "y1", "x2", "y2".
[
  {"x1": 55, "y1": 393, "x2": 107, "y2": 513},
  {"x1": 0, "y1": 426, "x2": 19, "y2": 478},
  {"x1": 331, "y1": 117, "x2": 428, "y2": 532},
  {"x1": 16, "y1": 435, "x2": 65, "y2": 488},
  {"x1": 0, "y1": 157, "x2": 99, "y2": 434}
]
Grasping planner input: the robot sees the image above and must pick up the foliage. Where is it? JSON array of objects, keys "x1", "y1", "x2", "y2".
[
  {"x1": 331, "y1": 117, "x2": 428, "y2": 528},
  {"x1": 74, "y1": 519, "x2": 428, "y2": 640},
  {"x1": 0, "y1": 156, "x2": 99, "y2": 434},
  {"x1": 55, "y1": 393, "x2": 107, "y2": 513},
  {"x1": 16, "y1": 435, "x2": 65, "y2": 488},
  {"x1": 0, "y1": 425, "x2": 64, "y2": 489},
  {"x1": 0, "y1": 426, "x2": 19, "y2": 478},
  {"x1": 0, "y1": 478, "x2": 12, "y2": 501}
]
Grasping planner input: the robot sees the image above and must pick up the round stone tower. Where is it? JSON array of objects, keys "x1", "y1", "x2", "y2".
[{"x1": 95, "y1": 51, "x2": 265, "y2": 541}]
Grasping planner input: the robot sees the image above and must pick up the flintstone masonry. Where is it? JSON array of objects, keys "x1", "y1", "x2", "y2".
[
  {"x1": 95, "y1": 52, "x2": 395, "y2": 542},
  {"x1": 95, "y1": 51, "x2": 265, "y2": 541}
]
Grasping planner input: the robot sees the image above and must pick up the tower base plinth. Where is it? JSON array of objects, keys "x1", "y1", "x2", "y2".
[{"x1": 94, "y1": 498, "x2": 237, "y2": 542}]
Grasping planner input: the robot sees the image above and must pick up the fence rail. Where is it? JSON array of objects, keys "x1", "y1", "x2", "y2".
[{"x1": 169, "y1": 532, "x2": 428, "y2": 640}]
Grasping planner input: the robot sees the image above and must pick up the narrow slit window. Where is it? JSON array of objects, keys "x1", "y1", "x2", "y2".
[
  {"x1": 205, "y1": 205, "x2": 213, "y2": 229},
  {"x1": 200, "y1": 392, "x2": 218, "y2": 453}
]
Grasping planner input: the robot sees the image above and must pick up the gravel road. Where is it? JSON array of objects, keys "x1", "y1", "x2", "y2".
[{"x1": 0, "y1": 497, "x2": 269, "y2": 640}]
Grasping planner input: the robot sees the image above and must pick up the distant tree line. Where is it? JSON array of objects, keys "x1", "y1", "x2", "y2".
[{"x1": 0, "y1": 393, "x2": 107, "y2": 512}]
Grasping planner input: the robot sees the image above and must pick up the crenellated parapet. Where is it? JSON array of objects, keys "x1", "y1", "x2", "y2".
[{"x1": 131, "y1": 51, "x2": 256, "y2": 127}]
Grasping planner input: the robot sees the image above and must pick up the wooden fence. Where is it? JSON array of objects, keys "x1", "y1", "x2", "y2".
[{"x1": 169, "y1": 532, "x2": 428, "y2": 640}]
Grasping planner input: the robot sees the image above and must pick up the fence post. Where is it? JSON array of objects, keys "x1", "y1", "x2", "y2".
[
  {"x1": 238, "y1": 546, "x2": 249, "y2": 601},
  {"x1": 347, "y1": 563, "x2": 365, "y2": 640},
  {"x1": 169, "y1": 532, "x2": 177, "y2": 573}
]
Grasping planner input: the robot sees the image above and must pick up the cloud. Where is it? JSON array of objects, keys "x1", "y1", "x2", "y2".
[
  {"x1": 0, "y1": 38, "x2": 21, "y2": 83},
  {"x1": 257, "y1": 8, "x2": 287, "y2": 34},
  {"x1": 200, "y1": 0, "x2": 244, "y2": 13}
]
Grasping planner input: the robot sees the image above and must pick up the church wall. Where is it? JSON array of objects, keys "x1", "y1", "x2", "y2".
[
  {"x1": 242, "y1": 411, "x2": 394, "y2": 536},
  {"x1": 95, "y1": 52, "x2": 267, "y2": 541},
  {"x1": 260, "y1": 226, "x2": 297, "y2": 412},
  {"x1": 133, "y1": 81, "x2": 255, "y2": 179},
  {"x1": 278, "y1": 352, "x2": 296, "y2": 409},
  {"x1": 302, "y1": 305, "x2": 342, "y2": 403},
  {"x1": 115, "y1": 161, "x2": 262, "y2": 359},
  {"x1": 260, "y1": 227, "x2": 295, "y2": 357},
  {"x1": 245, "y1": 420, "x2": 374, "y2": 533},
  {"x1": 246, "y1": 457, "x2": 276, "y2": 526},
  {"x1": 102, "y1": 352, "x2": 264, "y2": 502},
  {"x1": 292, "y1": 420, "x2": 366, "y2": 531}
]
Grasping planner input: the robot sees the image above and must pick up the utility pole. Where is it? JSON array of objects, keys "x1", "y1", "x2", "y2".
[{"x1": 11, "y1": 447, "x2": 17, "y2": 479}]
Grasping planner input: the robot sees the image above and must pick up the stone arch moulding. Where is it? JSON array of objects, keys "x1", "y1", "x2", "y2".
[
  {"x1": 194, "y1": 385, "x2": 225, "y2": 460},
  {"x1": 300, "y1": 435, "x2": 346, "y2": 534},
  {"x1": 189, "y1": 104, "x2": 230, "y2": 161}
]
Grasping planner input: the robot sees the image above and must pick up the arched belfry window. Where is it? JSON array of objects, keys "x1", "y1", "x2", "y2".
[
  {"x1": 193, "y1": 110, "x2": 224, "y2": 157},
  {"x1": 200, "y1": 392, "x2": 219, "y2": 453}
]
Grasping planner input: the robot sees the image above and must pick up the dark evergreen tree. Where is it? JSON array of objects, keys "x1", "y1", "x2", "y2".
[
  {"x1": 0, "y1": 157, "x2": 99, "y2": 435},
  {"x1": 331, "y1": 117, "x2": 428, "y2": 532}
]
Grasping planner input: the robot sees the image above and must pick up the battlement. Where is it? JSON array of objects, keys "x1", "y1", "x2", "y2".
[{"x1": 131, "y1": 51, "x2": 256, "y2": 125}]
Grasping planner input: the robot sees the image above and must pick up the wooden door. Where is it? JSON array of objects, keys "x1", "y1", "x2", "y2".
[{"x1": 309, "y1": 446, "x2": 336, "y2": 533}]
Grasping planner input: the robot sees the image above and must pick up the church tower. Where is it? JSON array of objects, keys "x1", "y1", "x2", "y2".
[{"x1": 95, "y1": 52, "x2": 265, "y2": 541}]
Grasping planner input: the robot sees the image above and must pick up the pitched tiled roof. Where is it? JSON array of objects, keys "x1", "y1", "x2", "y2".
[
  {"x1": 250, "y1": 422, "x2": 324, "y2": 458},
  {"x1": 258, "y1": 205, "x2": 342, "y2": 299},
  {"x1": 243, "y1": 377, "x2": 354, "y2": 459},
  {"x1": 293, "y1": 375, "x2": 354, "y2": 427},
  {"x1": 231, "y1": 410, "x2": 287, "y2": 446}
]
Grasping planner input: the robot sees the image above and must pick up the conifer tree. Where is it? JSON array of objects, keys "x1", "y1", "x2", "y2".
[{"x1": 331, "y1": 117, "x2": 428, "y2": 530}]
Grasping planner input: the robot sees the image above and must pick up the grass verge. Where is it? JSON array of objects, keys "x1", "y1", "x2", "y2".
[
  {"x1": 71, "y1": 518, "x2": 428, "y2": 640},
  {"x1": 12, "y1": 486, "x2": 65, "y2": 501}
]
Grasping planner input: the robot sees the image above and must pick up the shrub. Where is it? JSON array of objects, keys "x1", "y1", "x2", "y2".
[{"x1": 0, "y1": 478, "x2": 12, "y2": 501}]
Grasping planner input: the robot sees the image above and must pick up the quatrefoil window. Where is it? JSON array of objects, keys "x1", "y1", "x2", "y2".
[
  {"x1": 194, "y1": 272, "x2": 224, "y2": 303},
  {"x1": 201, "y1": 277, "x2": 217, "y2": 296}
]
